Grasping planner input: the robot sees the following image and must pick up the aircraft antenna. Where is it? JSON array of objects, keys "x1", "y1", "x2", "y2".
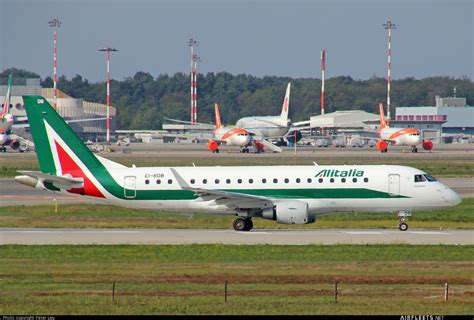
[
  {"x1": 48, "y1": 17, "x2": 62, "y2": 110},
  {"x1": 383, "y1": 20, "x2": 396, "y2": 121}
]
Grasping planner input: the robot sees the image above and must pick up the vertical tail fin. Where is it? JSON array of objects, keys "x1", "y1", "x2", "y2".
[
  {"x1": 2, "y1": 74, "x2": 12, "y2": 114},
  {"x1": 280, "y1": 82, "x2": 291, "y2": 119},
  {"x1": 214, "y1": 103, "x2": 222, "y2": 129},
  {"x1": 379, "y1": 102, "x2": 388, "y2": 129},
  {"x1": 23, "y1": 96, "x2": 114, "y2": 175}
]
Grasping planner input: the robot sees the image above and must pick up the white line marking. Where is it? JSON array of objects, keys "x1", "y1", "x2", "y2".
[{"x1": 342, "y1": 231, "x2": 385, "y2": 235}]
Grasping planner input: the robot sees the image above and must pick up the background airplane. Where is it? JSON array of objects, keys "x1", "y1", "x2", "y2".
[
  {"x1": 375, "y1": 102, "x2": 433, "y2": 153},
  {"x1": 0, "y1": 75, "x2": 32, "y2": 152}
]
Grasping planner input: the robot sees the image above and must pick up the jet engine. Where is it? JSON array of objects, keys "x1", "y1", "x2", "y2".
[
  {"x1": 376, "y1": 140, "x2": 388, "y2": 153},
  {"x1": 422, "y1": 140, "x2": 433, "y2": 151},
  {"x1": 286, "y1": 130, "x2": 303, "y2": 145},
  {"x1": 10, "y1": 140, "x2": 20, "y2": 150},
  {"x1": 261, "y1": 201, "x2": 315, "y2": 224},
  {"x1": 207, "y1": 140, "x2": 220, "y2": 153},
  {"x1": 254, "y1": 141, "x2": 265, "y2": 152}
]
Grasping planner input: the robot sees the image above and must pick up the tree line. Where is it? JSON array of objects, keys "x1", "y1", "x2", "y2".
[{"x1": 2, "y1": 68, "x2": 473, "y2": 130}]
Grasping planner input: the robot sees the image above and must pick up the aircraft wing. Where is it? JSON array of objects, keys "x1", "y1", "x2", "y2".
[
  {"x1": 251, "y1": 117, "x2": 289, "y2": 128},
  {"x1": 163, "y1": 117, "x2": 215, "y2": 129},
  {"x1": 16, "y1": 170, "x2": 84, "y2": 189},
  {"x1": 170, "y1": 168, "x2": 273, "y2": 209}
]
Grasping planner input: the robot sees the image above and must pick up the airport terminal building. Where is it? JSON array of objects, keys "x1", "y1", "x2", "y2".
[
  {"x1": 394, "y1": 95, "x2": 473, "y2": 143},
  {"x1": 0, "y1": 78, "x2": 116, "y2": 141}
]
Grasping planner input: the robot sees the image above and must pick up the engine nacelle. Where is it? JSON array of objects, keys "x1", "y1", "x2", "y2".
[
  {"x1": 286, "y1": 130, "x2": 303, "y2": 145},
  {"x1": 422, "y1": 140, "x2": 433, "y2": 150},
  {"x1": 254, "y1": 141, "x2": 265, "y2": 151},
  {"x1": 207, "y1": 140, "x2": 219, "y2": 152},
  {"x1": 262, "y1": 201, "x2": 314, "y2": 224},
  {"x1": 376, "y1": 140, "x2": 388, "y2": 152},
  {"x1": 10, "y1": 139, "x2": 20, "y2": 150}
]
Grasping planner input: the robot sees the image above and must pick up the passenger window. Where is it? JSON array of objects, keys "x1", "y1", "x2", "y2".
[
  {"x1": 284, "y1": 178, "x2": 289, "y2": 183},
  {"x1": 330, "y1": 178, "x2": 334, "y2": 183},
  {"x1": 249, "y1": 179, "x2": 254, "y2": 184},
  {"x1": 168, "y1": 179, "x2": 173, "y2": 184},
  {"x1": 319, "y1": 178, "x2": 323, "y2": 183},
  {"x1": 145, "y1": 179, "x2": 150, "y2": 185},
  {"x1": 341, "y1": 178, "x2": 346, "y2": 183},
  {"x1": 414, "y1": 175, "x2": 426, "y2": 183},
  {"x1": 156, "y1": 179, "x2": 161, "y2": 184},
  {"x1": 262, "y1": 178, "x2": 267, "y2": 184},
  {"x1": 190, "y1": 179, "x2": 195, "y2": 184},
  {"x1": 203, "y1": 179, "x2": 207, "y2": 184},
  {"x1": 307, "y1": 178, "x2": 312, "y2": 183},
  {"x1": 215, "y1": 179, "x2": 220, "y2": 184},
  {"x1": 226, "y1": 179, "x2": 231, "y2": 184},
  {"x1": 273, "y1": 178, "x2": 278, "y2": 183},
  {"x1": 238, "y1": 179, "x2": 242, "y2": 184},
  {"x1": 353, "y1": 178, "x2": 357, "y2": 183},
  {"x1": 296, "y1": 178, "x2": 301, "y2": 183},
  {"x1": 364, "y1": 178, "x2": 369, "y2": 183}
]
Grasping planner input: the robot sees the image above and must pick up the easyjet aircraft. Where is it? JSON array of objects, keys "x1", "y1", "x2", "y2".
[
  {"x1": 375, "y1": 103, "x2": 433, "y2": 153},
  {"x1": 16, "y1": 96, "x2": 460, "y2": 231}
]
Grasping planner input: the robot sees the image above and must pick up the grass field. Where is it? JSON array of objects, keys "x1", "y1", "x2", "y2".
[
  {"x1": 0, "y1": 245, "x2": 472, "y2": 315},
  {"x1": 1, "y1": 198, "x2": 473, "y2": 229},
  {"x1": 1, "y1": 157, "x2": 474, "y2": 177}
]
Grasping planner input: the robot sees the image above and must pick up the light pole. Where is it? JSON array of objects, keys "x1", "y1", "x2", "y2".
[
  {"x1": 383, "y1": 20, "x2": 396, "y2": 121},
  {"x1": 188, "y1": 38, "x2": 200, "y2": 123},
  {"x1": 99, "y1": 46, "x2": 118, "y2": 144},
  {"x1": 48, "y1": 17, "x2": 62, "y2": 110}
]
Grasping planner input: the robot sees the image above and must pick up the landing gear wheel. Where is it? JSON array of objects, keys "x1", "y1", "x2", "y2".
[
  {"x1": 215, "y1": 148, "x2": 220, "y2": 154},
  {"x1": 233, "y1": 218, "x2": 246, "y2": 231},
  {"x1": 244, "y1": 218, "x2": 253, "y2": 231},
  {"x1": 399, "y1": 222, "x2": 408, "y2": 231},
  {"x1": 411, "y1": 146, "x2": 418, "y2": 153}
]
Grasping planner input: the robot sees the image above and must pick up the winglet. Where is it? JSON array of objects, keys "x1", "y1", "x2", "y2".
[{"x1": 214, "y1": 103, "x2": 222, "y2": 129}]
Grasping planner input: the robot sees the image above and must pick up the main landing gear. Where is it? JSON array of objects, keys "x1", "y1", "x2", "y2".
[
  {"x1": 397, "y1": 210, "x2": 411, "y2": 231},
  {"x1": 233, "y1": 217, "x2": 253, "y2": 231},
  {"x1": 411, "y1": 146, "x2": 418, "y2": 153},
  {"x1": 240, "y1": 147, "x2": 250, "y2": 153}
]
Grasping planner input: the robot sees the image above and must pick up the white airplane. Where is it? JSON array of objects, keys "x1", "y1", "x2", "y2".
[
  {"x1": 236, "y1": 82, "x2": 293, "y2": 138},
  {"x1": 15, "y1": 96, "x2": 461, "y2": 232},
  {"x1": 375, "y1": 102, "x2": 433, "y2": 153},
  {"x1": 1, "y1": 75, "x2": 31, "y2": 152}
]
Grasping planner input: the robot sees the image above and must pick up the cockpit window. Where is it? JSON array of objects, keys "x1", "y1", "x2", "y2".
[
  {"x1": 414, "y1": 174, "x2": 426, "y2": 183},
  {"x1": 424, "y1": 174, "x2": 437, "y2": 182}
]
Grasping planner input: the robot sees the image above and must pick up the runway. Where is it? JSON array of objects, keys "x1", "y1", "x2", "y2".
[
  {"x1": 1, "y1": 176, "x2": 472, "y2": 207},
  {"x1": 1, "y1": 228, "x2": 472, "y2": 245}
]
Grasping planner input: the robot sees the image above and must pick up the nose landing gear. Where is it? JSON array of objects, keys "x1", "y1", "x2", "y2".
[
  {"x1": 411, "y1": 146, "x2": 418, "y2": 153},
  {"x1": 397, "y1": 210, "x2": 411, "y2": 231}
]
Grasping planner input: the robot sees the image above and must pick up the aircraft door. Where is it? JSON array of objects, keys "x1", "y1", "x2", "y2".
[
  {"x1": 124, "y1": 176, "x2": 136, "y2": 198},
  {"x1": 388, "y1": 174, "x2": 400, "y2": 196}
]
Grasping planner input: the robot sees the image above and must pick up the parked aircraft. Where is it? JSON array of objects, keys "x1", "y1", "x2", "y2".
[
  {"x1": 0, "y1": 75, "x2": 31, "y2": 152},
  {"x1": 375, "y1": 103, "x2": 433, "y2": 153},
  {"x1": 16, "y1": 96, "x2": 461, "y2": 232}
]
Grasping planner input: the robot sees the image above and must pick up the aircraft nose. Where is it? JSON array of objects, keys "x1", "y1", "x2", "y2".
[{"x1": 450, "y1": 189, "x2": 462, "y2": 206}]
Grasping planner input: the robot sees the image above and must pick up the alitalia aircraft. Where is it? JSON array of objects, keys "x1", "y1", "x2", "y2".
[{"x1": 15, "y1": 96, "x2": 461, "y2": 231}]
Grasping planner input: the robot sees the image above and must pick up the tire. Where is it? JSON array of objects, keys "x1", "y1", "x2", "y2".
[
  {"x1": 399, "y1": 222, "x2": 408, "y2": 231},
  {"x1": 233, "y1": 218, "x2": 247, "y2": 231},
  {"x1": 244, "y1": 219, "x2": 253, "y2": 231}
]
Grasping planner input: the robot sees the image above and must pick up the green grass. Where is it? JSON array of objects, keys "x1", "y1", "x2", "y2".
[
  {"x1": 1, "y1": 198, "x2": 473, "y2": 229},
  {"x1": 0, "y1": 245, "x2": 473, "y2": 314},
  {"x1": 2, "y1": 157, "x2": 474, "y2": 177}
]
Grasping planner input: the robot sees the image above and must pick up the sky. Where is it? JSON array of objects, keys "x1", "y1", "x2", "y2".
[{"x1": 0, "y1": 0, "x2": 472, "y2": 82}]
